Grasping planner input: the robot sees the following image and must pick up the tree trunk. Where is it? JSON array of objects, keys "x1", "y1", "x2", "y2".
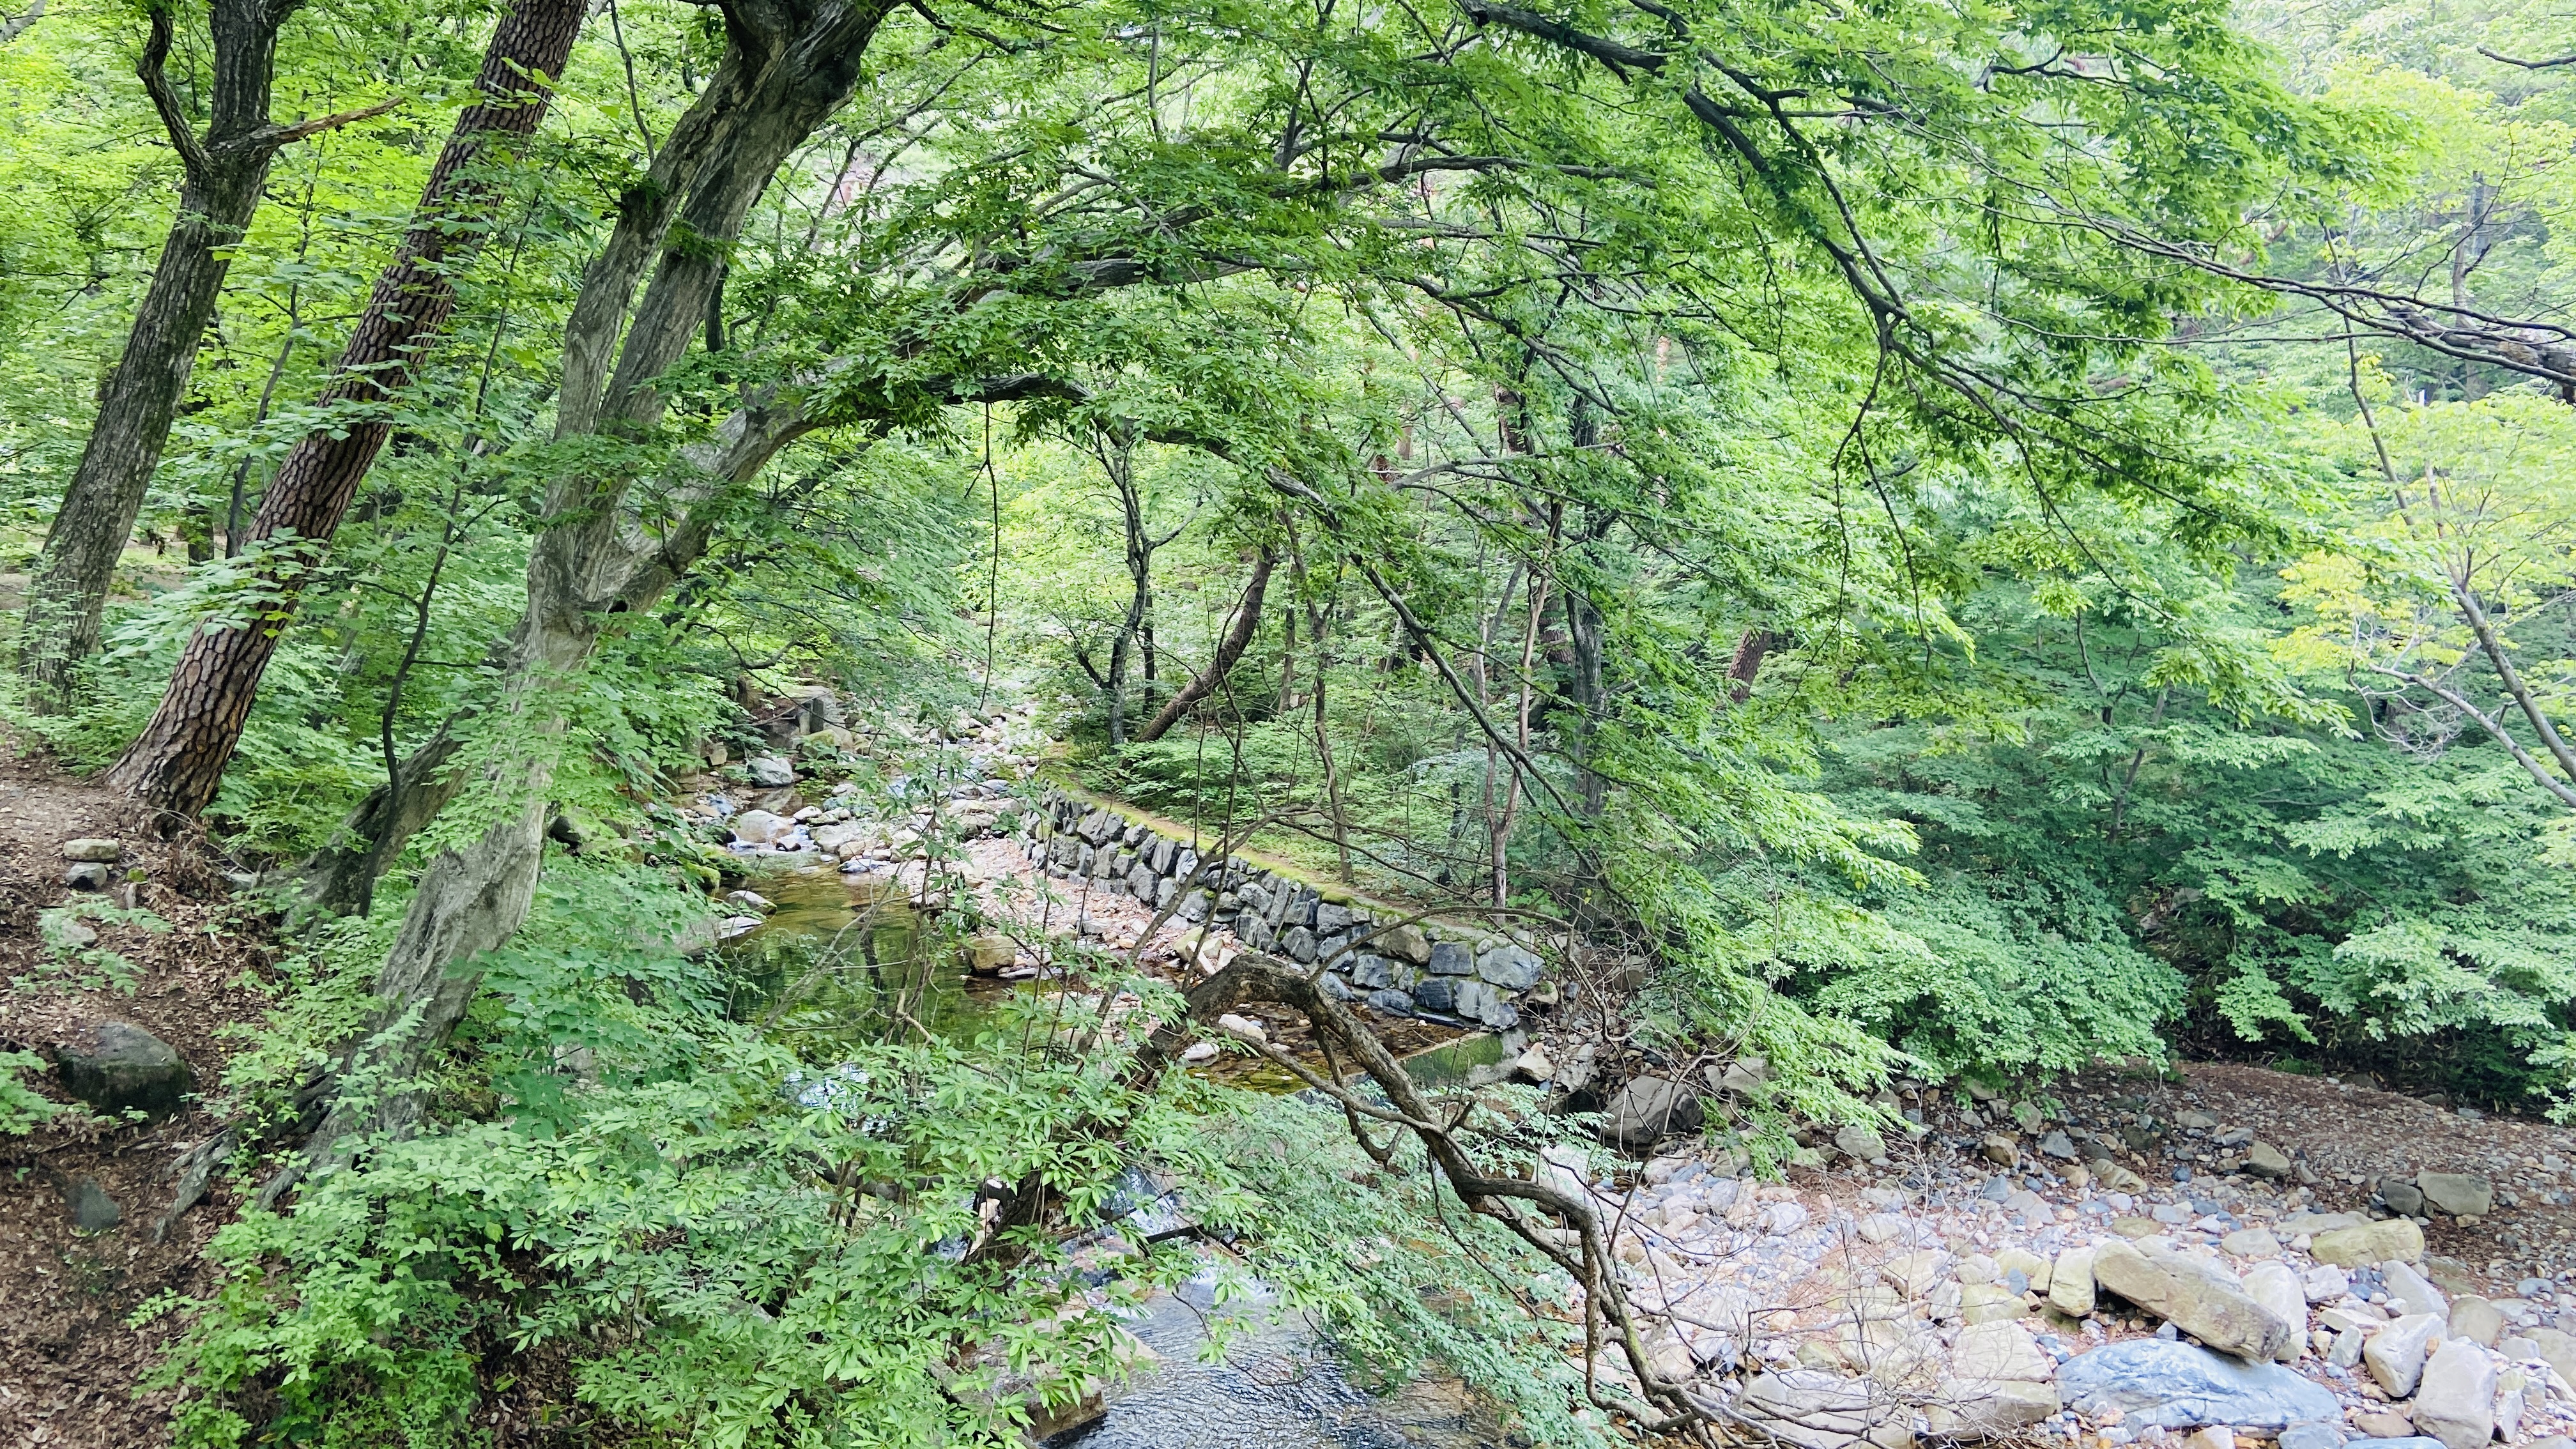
[
  {"x1": 1134, "y1": 549, "x2": 1271, "y2": 742},
  {"x1": 104, "y1": 0, "x2": 588, "y2": 814},
  {"x1": 20, "y1": 0, "x2": 310, "y2": 708},
  {"x1": 270, "y1": 0, "x2": 900, "y2": 1187}
]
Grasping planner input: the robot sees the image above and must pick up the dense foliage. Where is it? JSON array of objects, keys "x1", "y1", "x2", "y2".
[{"x1": 11, "y1": 0, "x2": 2576, "y2": 1434}]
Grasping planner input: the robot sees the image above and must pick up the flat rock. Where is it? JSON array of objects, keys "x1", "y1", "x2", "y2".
[
  {"x1": 2278, "y1": 1423, "x2": 2344, "y2": 1449},
  {"x1": 2313, "y1": 1218, "x2": 2425, "y2": 1267},
  {"x1": 2056, "y1": 1338, "x2": 2339, "y2": 1430},
  {"x1": 59, "y1": 838, "x2": 120, "y2": 862},
  {"x1": 1742, "y1": 1369, "x2": 1897, "y2": 1449},
  {"x1": 2416, "y1": 1172, "x2": 2494, "y2": 1219},
  {"x1": 2246, "y1": 1141, "x2": 2293, "y2": 1177},
  {"x1": 2091, "y1": 1241, "x2": 2294, "y2": 1362},
  {"x1": 54, "y1": 1020, "x2": 190, "y2": 1118},
  {"x1": 2363, "y1": 1314, "x2": 2444, "y2": 1397},
  {"x1": 2221, "y1": 1227, "x2": 2283, "y2": 1259},
  {"x1": 2412, "y1": 1337, "x2": 2496, "y2": 1449}
]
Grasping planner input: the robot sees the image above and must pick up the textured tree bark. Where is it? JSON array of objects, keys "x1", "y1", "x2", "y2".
[
  {"x1": 1134, "y1": 549, "x2": 1272, "y2": 742},
  {"x1": 19, "y1": 0, "x2": 317, "y2": 708},
  {"x1": 104, "y1": 0, "x2": 588, "y2": 814}
]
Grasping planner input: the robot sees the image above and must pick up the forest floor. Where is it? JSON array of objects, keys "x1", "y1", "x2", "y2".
[{"x1": 0, "y1": 737, "x2": 275, "y2": 1449}]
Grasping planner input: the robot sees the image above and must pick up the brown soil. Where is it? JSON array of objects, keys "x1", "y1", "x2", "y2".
[{"x1": 0, "y1": 737, "x2": 277, "y2": 1449}]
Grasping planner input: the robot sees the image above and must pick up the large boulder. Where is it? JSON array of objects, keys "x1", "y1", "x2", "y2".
[
  {"x1": 2412, "y1": 1337, "x2": 2497, "y2": 1449},
  {"x1": 2312, "y1": 1218, "x2": 2425, "y2": 1267},
  {"x1": 55, "y1": 1020, "x2": 191, "y2": 1119},
  {"x1": 2416, "y1": 1173, "x2": 2494, "y2": 1218},
  {"x1": 2055, "y1": 1338, "x2": 2339, "y2": 1431},
  {"x1": 1601, "y1": 1077, "x2": 1705, "y2": 1149},
  {"x1": 730, "y1": 809, "x2": 795, "y2": 847},
  {"x1": 1740, "y1": 1370, "x2": 1902, "y2": 1449},
  {"x1": 2090, "y1": 1242, "x2": 2296, "y2": 1363},
  {"x1": 1476, "y1": 943, "x2": 1544, "y2": 990}
]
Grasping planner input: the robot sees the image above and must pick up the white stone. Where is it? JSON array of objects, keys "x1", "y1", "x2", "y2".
[
  {"x1": 2412, "y1": 1337, "x2": 2497, "y2": 1449},
  {"x1": 2242, "y1": 1262, "x2": 2309, "y2": 1361},
  {"x1": 2384, "y1": 1260, "x2": 2449, "y2": 1319},
  {"x1": 2365, "y1": 1313, "x2": 2446, "y2": 1397}
]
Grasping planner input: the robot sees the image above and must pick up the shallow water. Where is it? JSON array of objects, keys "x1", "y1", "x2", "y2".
[{"x1": 1053, "y1": 1275, "x2": 1494, "y2": 1449}]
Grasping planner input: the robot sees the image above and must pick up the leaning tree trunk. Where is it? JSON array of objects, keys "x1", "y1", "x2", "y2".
[
  {"x1": 267, "y1": 0, "x2": 902, "y2": 1192},
  {"x1": 1133, "y1": 548, "x2": 1271, "y2": 742},
  {"x1": 105, "y1": 0, "x2": 588, "y2": 814},
  {"x1": 20, "y1": 0, "x2": 323, "y2": 709}
]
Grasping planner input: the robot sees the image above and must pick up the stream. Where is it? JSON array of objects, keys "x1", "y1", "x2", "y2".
[{"x1": 725, "y1": 866, "x2": 1503, "y2": 1449}]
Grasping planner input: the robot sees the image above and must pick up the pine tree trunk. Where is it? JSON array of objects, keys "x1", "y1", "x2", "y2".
[
  {"x1": 105, "y1": 0, "x2": 587, "y2": 813},
  {"x1": 19, "y1": 0, "x2": 306, "y2": 709}
]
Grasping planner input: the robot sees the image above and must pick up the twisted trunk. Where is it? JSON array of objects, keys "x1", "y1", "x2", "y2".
[{"x1": 105, "y1": 0, "x2": 588, "y2": 814}]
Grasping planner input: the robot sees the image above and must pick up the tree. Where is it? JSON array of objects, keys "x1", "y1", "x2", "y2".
[
  {"x1": 100, "y1": 0, "x2": 588, "y2": 818},
  {"x1": 17, "y1": 0, "x2": 391, "y2": 707}
]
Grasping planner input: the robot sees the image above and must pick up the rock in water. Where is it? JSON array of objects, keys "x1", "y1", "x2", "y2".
[
  {"x1": 2412, "y1": 1337, "x2": 2497, "y2": 1449},
  {"x1": 56, "y1": 1020, "x2": 192, "y2": 1118},
  {"x1": 1601, "y1": 1077, "x2": 1704, "y2": 1149},
  {"x1": 730, "y1": 809, "x2": 795, "y2": 847},
  {"x1": 2055, "y1": 1338, "x2": 2340, "y2": 1430},
  {"x1": 2416, "y1": 1172, "x2": 2494, "y2": 1218},
  {"x1": 2090, "y1": 1241, "x2": 2295, "y2": 1362},
  {"x1": 746, "y1": 755, "x2": 796, "y2": 787},
  {"x1": 2362, "y1": 1313, "x2": 2444, "y2": 1397},
  {"x1": 2312, "y1": 1218, "x2": 2425, "y2": 1267}
]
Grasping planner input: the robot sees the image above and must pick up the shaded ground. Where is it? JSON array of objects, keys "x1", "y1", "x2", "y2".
[{"x1": 0, "y1": 741, "x2": 275, "y2": 1449}]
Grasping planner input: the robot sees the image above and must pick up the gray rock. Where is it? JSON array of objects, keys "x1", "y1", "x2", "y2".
[
  {"x1": 1378, "y1": 923, "x2": 1432, "y2": 963},
  {"x1": 2354, "y1": 1441, "x2": 2451, "y2": 1449},
  {"x1": 2246, "y1": 1142, "x2": 2293, "y2": 1178},
  {"x1": 1351, "y1": 954, "x2": 1395, "y2": 990},
  {"x1": 2278, "y1": 1422, "x2": 2345, "y2": 1449},
  {"x1": 65, "y1": 861, "x2": 112, "y2": 891},
  {"x1": 55, "y1": 1020, "x2": 191, "y2": 1118},
  {"x1": 1128, "y1": 864, "x2": 1159, "y2": 901},
  {"x1": 1314, "y1": 901, "x2": 1351, "y2": 933},
  {"x1": 1411, "y1": 976, "x2": 1457, "y2": 1013},
  {"x1": 2384, "y1": 1260, "x2": 2448, "y2": 1318},
  {"x1": 1835, "y1": 1123, "x2": 1890, "y2": 1163},
  {"x1": 2241, "y1": 1263, "x2": 2305, "y2": 1361},
  {"x1": 1319, "y1": 972, "x2": 1358, "y2": 1002},
  {"x1": 2417, "y1": 1172, "x2": 2494, "y2": 1218},
  {"x1": 1173, "y1": 848, "x2": 1200, "y2": 880},
  {"x1": 1455, "y1": 979, "x2": 1518, "y2": 1029},
  {"x1": 2412, "y1": 1337, "x2": 2496, "y2": 1449},
  {"x1": 1176, "y1": 890, "x2": 1209, "y2": 923},
  {"x1": 65, "y1": 1176, "x2": 119, "y2": 1232},
  {"x1": 1363, "y1": 989, "x2": 1415, "y2": 1018},
  {"x1": 2451, "y1": 1296, "x2": 2505, "y2": 1347},
  {"x1": 2039, "y1": 1129, "x2": 2077, "y2": 1160},
  {"x1": 2056, "y1": 1338, "x2": 2340, "y2": 1430},
  {"x1": 1282, "y1": 890, "x2": 1315, "y2": 927},
  {"x1": 1740, "y1": 1370, "x2": 1899, "y2": 1449},
  {"x1": 2090, "y1": 1241, "x2": 2295, "y2": 1362},
  {"x1": 60, "y1": 838, "x2": 120, "y2": 862},
  {"x1": 1281, "y1": 926, "x2": 1317, "y2": 963},
  {"x1": 2382, "y1": 1178, "x2": 2427, "y2": 1216},
  {"x1": 746, "y1": 755, "x2": 796, "y2": 787},
  {"x1": 2363, "y1": 1314, "x2": 2444, "y2": 1397},
  {"x1": 1476, "y1": 944, "x2": 1544, "y2": 990},
  {"x1": 1602, "y1": 1077, "x2": 1703, "y2": 1149},
  {"x1": 1426, "y1": 940, "x2": 1475, "y2": 976},
  {"x1": 2304, "y1": 1265, "x2": 2351, "y2": 1303}
]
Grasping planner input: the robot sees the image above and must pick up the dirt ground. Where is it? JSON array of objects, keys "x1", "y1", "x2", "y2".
[{"x1": 0, "y1": 740, "x2": 275, "y2": 1449}]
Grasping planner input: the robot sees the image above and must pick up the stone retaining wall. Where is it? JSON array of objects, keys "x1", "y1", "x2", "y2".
[{"x1": 1019, "y1": 789, "x2": 1546, "y2": 1033}]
